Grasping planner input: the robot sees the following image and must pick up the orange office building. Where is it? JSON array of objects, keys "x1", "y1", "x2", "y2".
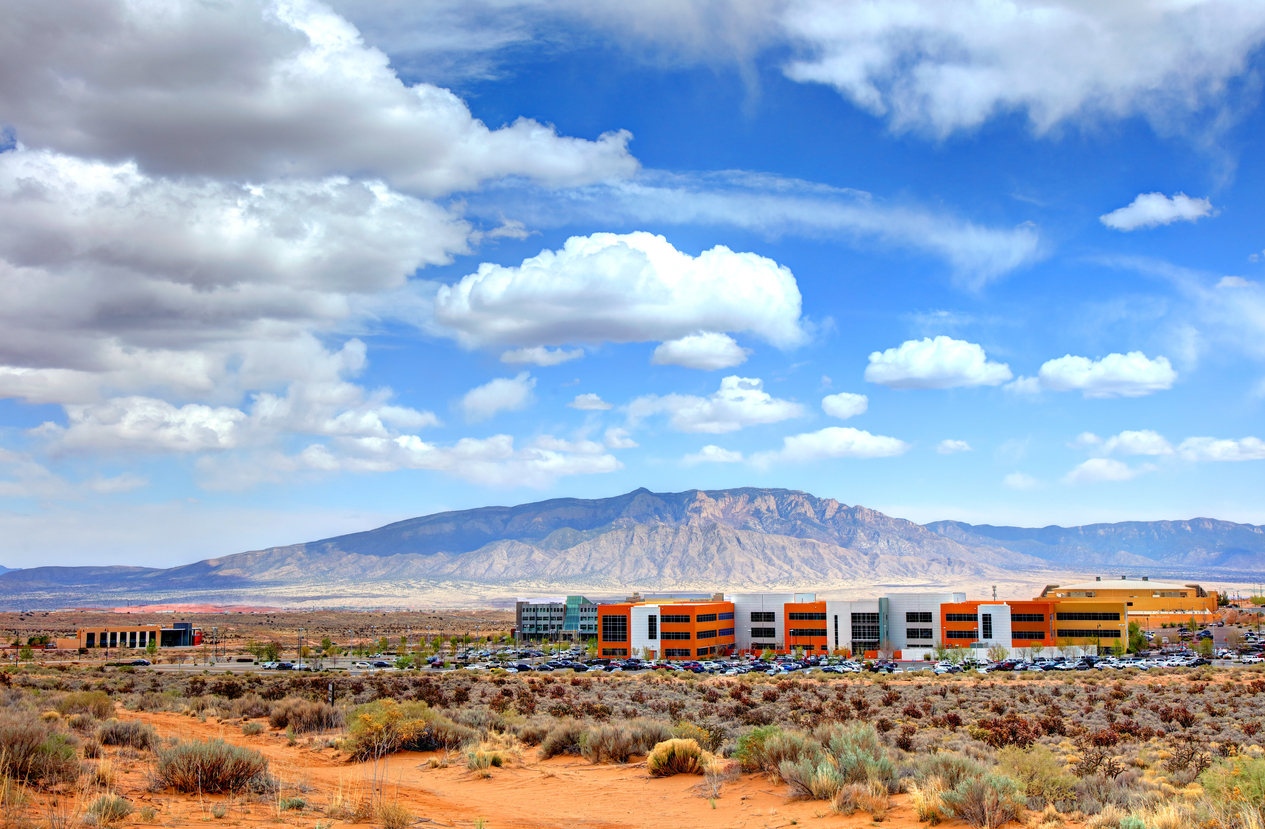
[{"x1": 597, "y1": 599, "x2": 736, "y2": 660}]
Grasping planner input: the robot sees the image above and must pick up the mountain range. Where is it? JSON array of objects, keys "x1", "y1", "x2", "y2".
[{"x1": 0, "y1": 487, "x2": 1259, "y2": 609}]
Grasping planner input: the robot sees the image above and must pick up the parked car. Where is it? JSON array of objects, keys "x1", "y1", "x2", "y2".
[{"x1": 129, "y1": 659, "x2": 150, "y2": 666}]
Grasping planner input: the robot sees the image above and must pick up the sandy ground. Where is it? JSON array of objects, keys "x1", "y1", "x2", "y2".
[{"x1": 22, "y1": 705, "x2": 1084, "y2": 829}]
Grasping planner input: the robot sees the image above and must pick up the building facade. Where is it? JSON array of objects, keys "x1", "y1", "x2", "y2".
[
  {"x1": 597, "y1": 599, "x2": 735, "y2": 659},
  {"x1": 515, "y1": 596, "x2": 599, "y2": 641},
  {"x1": 76, "y1": 622, "x2": 200, "y2": 650},
  {"x1": 1038, "y1": 577, "x2": 1218, "y2": 626}
]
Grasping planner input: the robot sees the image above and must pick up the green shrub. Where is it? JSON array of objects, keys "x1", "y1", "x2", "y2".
[
  {"x1": 56, "y1": 691, "x2": 113, "y2": 720},
  {"x1": 1201, "y1": 756, "x2": 1265, "y2": 818},
  {"x1": 997, "y1": 744, "x2": 1076, "y2": 807},
  {"x1": 88, "y1": 794, "x2": 133, "y2": 825},
  {"x1": 581, "y1": 720, "x2": 672, "y2": 764},
  {"x1": 735, "y1": 726, "x2": 823, "y2": 774},
  {"x1": 818, "y1": 722, "x2": 897, "y2": 791},
  {"x1": 345, "y1": 700, "x2": 473, "y2": 760},
  {"x1": 779, "y1": 757, "x2": 845, "y2": 800},
  {"x1": 942, "y1": 773, "x2": 1026, "y2": 829},
  {"x1": 96, "y1": 719, "x2": 156, "y2": 751},
  {"x1": 278, "y1": 797, "x2": 306, "y2": 811},
  {"x1": 156, "y1": 739, "x2": 271, "y2": 793},
  {"x1": 0, "y1": 717, "x2": 81, "y2": 786},
  {"x1": 647, "y1": 739, "x2": 708, "y2": 777},
  {"x1": 241, "y1": 722, "x2": 263, "y2": 736}
]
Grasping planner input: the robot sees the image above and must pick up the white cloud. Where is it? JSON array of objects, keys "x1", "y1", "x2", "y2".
[
  {"x1": 1037, "y1": 352, "x2": 1177, "y2": 398},
  {"x1": 467, "y1": 171, "x2": 1043, "y2": 289},
  {"x1": 1101, "y1": 430, "x2": 1174, "y2": 456},
  {"x1": 1177, "y1": 436, "x2": 1265, "y2": 462},
  {"x1": 460, "y1": 372, "x2": 536, "y2": 422},
  {"x1": 651, "y1": 332, "x2": 750, "y2": 370},
  {"x1": 0, "y1": 0, "x2": 635, "y2": 197},
  {"x1": 1063, "y1": 458, "x2": 1153, "y2": 484},
  {"x1": 86, "y1": 473, "x2": 149, "y2": 494},
  {"x1": 683, "y1": 445, "x2": 744, "y2": 465},
  {"x1": 778, "y1": 0, "x2": 1265, "y2": 137},
  {"x1": 568, "y1": 393, "x2": 612, "y2": 411},
  {"x1": 751, "y1": 426, "x2": 909, "y2": 466},
  {"x1": 603, "y1": 427, "x2": 639, "y2": 449},
  {"x1": 1004, "y1": 376, "x2": 1042, "y2": 396},
  {"x1": 434, "y1": 231, "x2": 807, "y2": 350},
  {"x1": 202, "y1": 431, "x2": 622, "y2": 490},
  {"x1": 821, "y1": 392, "x2": 868, "y2": 420},
  {"x1": 1070, "y1": 432, "x2": 1103, "y2": 449},
  {"x1": 1100, "y1": 192, "x2": 1215, "y2": 231},
  {"x1": 627, "y1": 375, "x2": 802, "y2": 434},
  {"x1": 1002, "y1": 472, "x2": 1041, "y2": 491},
  {"x1": 38, "y1": 397, "x2": 247, "y2": 454},
  {"x1": 865, "y1": 336, "x2": 1012, "y2": 389},
  {"x1": 500, "y1": 346, "x2": 584, "y2": 366},
  {"x1": 936, "y1": 439, "x2": 972, "y2": 455}
]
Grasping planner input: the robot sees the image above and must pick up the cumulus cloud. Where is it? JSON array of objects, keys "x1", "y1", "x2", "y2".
[
  {"x1": 865, "y1": 336, "x2": 1012, "y2": 389},
  {"x1": 568, "y1": 393, "x2": 612, "y2": 411},
  {"x1": 1101, "y1": 192, "x2": 1216, "y2": 231},
  {"x1": 936, "y1": 439, "x2": 972, "y2": 454},
  {"x1": 0, "y1": 0, "x2": 635, "y2": 196},
  {"x1": 627, "y1": 376, "x2": 802, "y2": 434},
  {"x1": 1177, "y1": 436, "x2": 1265, "y2": 462},
  {"x1": 603, "y1": 427, "x2": 639, "y2": 449},
  {"x1": 1063, "y1": 458, "x2": 1153, "y2": 484},
  {"x1": 821, "y1": 392, "x2": 868, "y2": 420},
  {"x1": 751, "y1": 426, "x2": 909, "y2": 466},
  {"x1": 1101, "y1": 430, "x2": 1175, "y2": 456},
  {"x1": 778, "y1": 0, "x2": 1265, "y2": 137},
  {"x1": 1002, "y1": 472, "x2": 1041, "y2": 491},
  {"x1": 683, "y1": 445, "x2": 744, "y2": 465},
  {"x1": 38, "y1": 397, "x2": 247, "y2": 454},
  {"x1": 500, "y1": 346, "x2": 584, "y2": 366},
  {"x1": 434, "y1": 232, "x2": 806, "y2": 350},
  {"x1": 1037, "y1": 352, "x2": 1177, "y2": 398},
  {"x1": 651, "y1": 332, "x2": 750, "y2": 370},
  {"x1": 460, "y1": 373, "x2": 536, "y2": 422}
]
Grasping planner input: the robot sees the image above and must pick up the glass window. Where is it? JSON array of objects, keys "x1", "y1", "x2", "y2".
[
  {"x1": 1055, "y1": 612, "x2": 1120, "y2": 621},
  {"x1": 695, "y1": 613, "x2": 717, "y2": 623},
  {"x1": 750, "y1": 627, "x2": 776, "y2": 638},
  {"x1": 1011, "y1": 613, "x2": 1045, "y2": 622},
  {"x1": 661, "y1": 614, "x2": 691, "y2": 624},
  {"x1": 1013, "y1": 631, "x2": 1045, "y2": 640},
  {"x1": 850, "y1": 613, "x2": 880, "y2": 642},
  {"x1": 788, "y1": 612, "x2": 827, "y2": 621},
  {"x1": 647, "y1": 615, "x2": 657, "y2": 640},
  {"x1": 601, "y1": 615, "x2": 628, "y2": 642},
  {"x1": 718, "y1": 612, "x2": 735, "y2": 620},
  {"x1": 906, "y1": 611, "x2": 933, "y2": 624},
  {"x1": 945, "y1": 613, "x2": 976, "y2": 622},
  {"x1": 661, "y1": 631, "x2": 691, "y2": 640},
  {"x1": 787, "y1": 628, "x2": 827, "y2": 637},
  {"x1": 905, "y1": 628, "x2": 934, "y2": 639},
  {"x1": 750, "y1": 611, "x2": 775, "y2": 623},
  {"x1": 946, "y1": 630, "x2": 977, "y2": 640},
  {"x1": 696, "y1": 629, "x2": 717, "y2": 640}
]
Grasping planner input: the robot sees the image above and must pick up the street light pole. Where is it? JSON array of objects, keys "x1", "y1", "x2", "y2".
[{"x1": 298, "y1": 628, "x2": 305, "y2": 670}]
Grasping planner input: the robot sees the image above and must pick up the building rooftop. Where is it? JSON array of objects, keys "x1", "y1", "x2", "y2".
[{"x1": 1049, "y1": 577, "x2": 1200, "y2": 592}]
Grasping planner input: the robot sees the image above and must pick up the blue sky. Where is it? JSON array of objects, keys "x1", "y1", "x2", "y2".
[{"x1": 2, "y1": 0, "x2": 1265, "y2": 567}]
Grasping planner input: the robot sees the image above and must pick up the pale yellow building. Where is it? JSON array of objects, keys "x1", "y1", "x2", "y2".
[{"x1": 1038, "y1": 576, "x2": 1218, "y2": 627}]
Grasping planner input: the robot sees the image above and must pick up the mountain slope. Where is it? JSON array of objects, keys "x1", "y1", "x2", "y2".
[{"x1": 925, "y1": 518, "x2": 1265, "y2": 571}]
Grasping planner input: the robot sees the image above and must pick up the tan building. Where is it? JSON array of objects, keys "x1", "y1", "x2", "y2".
[
  {"x1": 76, "y1": 622, "x2": 200, "y2": 650},
  {"x1": 1038, "y1": 576, "x2": 1218, "y2": 627}
]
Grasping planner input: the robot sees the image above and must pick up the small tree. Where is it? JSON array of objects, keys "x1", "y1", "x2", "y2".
[
  {"x1": 1196, "y1": 637, "x2": 1214, "y2": 658},
  {"x1": 18, "y1": 644, "x2": 33, "y2": 661},
  {"x1": 1187, "y1": 616, "x2": 1198, "y2": 633},
  {"x1": 1111, "y1": 638, "x2": 1127, "y2": 657},
  {"x1": 146, "y1": 638, "x2": 158, "y2": 657},
  {"x1": 987, "y1": 643, "x2": 1009, "y2": 662},
  {"x1": 1127, "y1": 621, "x2": 1146, "y2": 653}
]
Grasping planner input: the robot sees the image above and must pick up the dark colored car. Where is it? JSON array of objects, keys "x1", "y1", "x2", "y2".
[{"x1": 129, "y1": 659, "x2": 150, "y2": 666}]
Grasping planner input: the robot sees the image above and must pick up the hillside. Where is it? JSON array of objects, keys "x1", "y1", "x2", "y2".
[{"x1": 0, "y1": 487, "x2": 1260, "y2": 609}]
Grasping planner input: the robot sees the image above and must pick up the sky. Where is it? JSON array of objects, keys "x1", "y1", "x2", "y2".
[{"x1": 3, "y1": 0, "x2": 1265, "y2": 568}]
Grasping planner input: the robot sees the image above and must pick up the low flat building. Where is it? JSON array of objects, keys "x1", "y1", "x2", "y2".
[
  {"x1": 515, "y1": 596, "x2": 599, "y2": 641},
  {"x1": 1038, "y1": 576, "x2": 1217, "y2": 626},
  {"x1": 77, "y1": 622, "x2": 201, "y2": 650}
]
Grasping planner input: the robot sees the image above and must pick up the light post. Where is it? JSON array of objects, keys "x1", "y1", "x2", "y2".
[
  {"x1": 1096, "y1": 624, "x2": 1102, "y2": 657},
  {"x1": 298, "y1": 628, "x2": 305, "y2": 670}
]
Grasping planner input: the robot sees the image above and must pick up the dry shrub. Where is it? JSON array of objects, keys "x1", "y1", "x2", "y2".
[
  {"x1": 582, "y1": 720, "x2": 671, "y2": 764},
  {"x1": 539, "y1": 721, "x2": 587, "y2": 759},
  {"x1": 647, "y1": 739, "x2": 709, "y2": 777},
  {"x1": 55, "y1": 691, "x2": 112, "y2": 720},
  {"x1": 267, "y1": 698, "x2": 343, "y2": 734},
  {"x1": 377, "y1": 801, "x2": 412, "y2": 829},
  {"x1": 942, "y1": 773, "x2": 1026, "y2": 829},
  {"x1": 87, "y1": 794, "x2": 132, "y2": 826},
  {"x1": 1201, "y1": 755, "x2": 1265, "y2": 821},
  {"x1": 974, "y1": 713, "x2": 1040, "y2": 748},
  {"x1": 241, "y1": 722, "x2": 263, "y2": 736},
  {"x1": 96, "y1": 719, "x2": 156, "y2": 751},
  {"x1": 909, "y1": 777, "x2": 947, "y2": 824},
  {"x1": 228, "y1": 695, "x2": 270, "y2": 720},
  {"x1": 156, "y1": 739, "x2": 271, "y2": 793},
  {"x1": 0, "y1": 716, "x2": 81, "y2": 787},
  {"x1": 1084, "y1": 804, "x2": 1129, "y2": 829},
  {"x1": 92, "y1": 759, "x2": 115, "y2": 788},
  {"x1": 831, "y1": 779, "x2": 889, "y2": 819},
  {"x1": 734, "y1": 726, "x2": 821, "y2": 774},
  {"x1": 466, "y1": 750, "x2": 503, "y2": 777}
]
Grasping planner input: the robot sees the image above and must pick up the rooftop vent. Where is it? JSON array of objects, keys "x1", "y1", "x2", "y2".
[
  {"x1": 1096, "y1": 576, "x2": 1101, "y2": 581},
  {"x1": 1142, "y1": 576, "x2": 1149, "y2": 581},
  {"x1": 1121, "y1": 575, "x2": 1127, "y2": 580}
]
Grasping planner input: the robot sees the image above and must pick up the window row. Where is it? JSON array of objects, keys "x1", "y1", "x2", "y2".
[
  {"x1": 788, "y1": 612, "x2": 826, "y2": 620},
  {"x1": 1056, "y1": 612, "x2": 1120, "y2": 621},
  {"x1": 1057, "y1": 628, "x2": 1121, "y2": 639},
  {"x1": 1013, "y1": 631, "x2": 1046, "y2": 640},
  {"x1": 906, "y1": 611, "x2": 933, "y2": 624},
  {"x1": 750, "y1": 611, "x2": 776, "y2": 623},
  {"x1": 1011, "y1": 613, "x2": 1045, "y2": 622},
  {"x1": 945, "y1": 613, "x2": 976, "y2": 622},
  {"x1": 906, "y1": 628, "x2": 934, "y2": 640},
  {"x1": 601, "y1": 615, "x2": 628, "y2": 642},
  {"x1": 750, "y1": 627, "x2": 776, "y2": 638},
  {"x1": 946, "y1": 630, "x2": 977, "y2": 640},
  {"x1": 602, "y1": 648, "x2": 628, "y2": 657},
  {"x1": 660, "y1": 614, "x2": 690, "y2": 624},
  {"x1": 696, "y1": 613, "x2": 717, "y2": 623},
  {"x1": 696, "y1": 629, "x2": 717, "y2": 640},
  {"x1": 662, "y1": 631, "x2": 691, "y2": 640},
  {"x1": 719, "y1": 612, "x2": 735, "y2": 620},
  {"x1": 787, "y1": 628, "x2": 827, "y2": 637}
]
